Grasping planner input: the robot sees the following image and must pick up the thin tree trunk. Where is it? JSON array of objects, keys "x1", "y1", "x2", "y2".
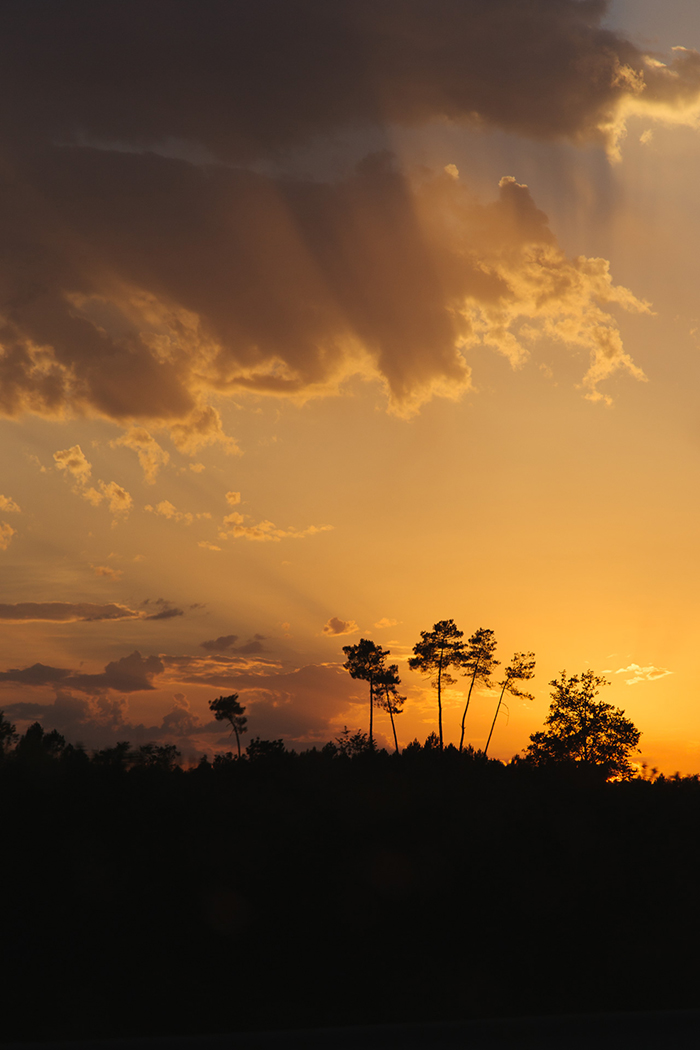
[
  {"x1": 369, "y1": 680, "x2": 374, "y2": 747},
  {"x1": 234, "y1": 726, "x2": 241, "y2": 759},
  {"x1": 459, "y1": 657, "x2": 481, "y2": 752},
  {"x1": 484, "y1": 680, "x2": 508, "y2": 756},
  {"x1": 389, "y1": 706, "x2": 400, "y2": 754},
  {"x1": 437, "y1": 650, "x2": 444, "y2": 748}
]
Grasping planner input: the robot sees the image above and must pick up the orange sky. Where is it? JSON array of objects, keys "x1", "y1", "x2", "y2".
[{"x1": 2, "y1": 0, "x2": 700, "y2": 771}]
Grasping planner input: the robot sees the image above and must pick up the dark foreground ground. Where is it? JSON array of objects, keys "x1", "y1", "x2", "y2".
[
  {"x1": 5, "y1": 1012, "x2": 700, "y2": 1050},
  {"x1": 3, "y1": 747, "x2": 700, "y2": 1042}
]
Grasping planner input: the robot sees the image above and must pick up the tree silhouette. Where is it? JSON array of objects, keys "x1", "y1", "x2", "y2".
[
  {"x1": 92, "y1": 741, "x2": 132, "y2": 769},
  {"x1": 524, "y1": 669, "x2": 641, "y2": 779},
  {"x1": 334, "y1": 726, "x2": 372, "y2": 757},
  {"x1": 209, "y1": 693, "x2": 248, "y2": 758},
  {"x1": 342, "y1": 638, "x2": 391, "y2": 747},
  {"x1": 375, "y1": 664, "x2": 405, "y2": 753},
  {"x1": 409, "y1": 619, "x2": 465, "y2": 748},
  {"x1": 15, "y1": 722, "x2": 66, "y2": 765},
  {"x1": 459, "y1": 628, "x2": 499, "y2": 752},
  {"x1": 133, "y1": 743, "x2": 181, "y2": 771},
  {"x1": 0, "y1": 710, "x2": 17, "y2": 757},
  {"x1": 484, "y1": 651, "x2": 536, "y2": 756}
]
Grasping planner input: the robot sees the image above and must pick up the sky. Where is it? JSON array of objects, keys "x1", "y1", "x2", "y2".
[{"x1": 2, "y1": 0, "x2": 700, "y2": 770}]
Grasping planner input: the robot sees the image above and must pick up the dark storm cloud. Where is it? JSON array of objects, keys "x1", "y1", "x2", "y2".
[
  {"x1": 0, "y1": 1, "x2": 682, "y2": 426},
  {"x1": 1, "y1": 1, "x2": 697, "y2": 157}
]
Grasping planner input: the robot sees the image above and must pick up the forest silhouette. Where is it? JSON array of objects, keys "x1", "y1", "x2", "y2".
[{"x1": 1, "y1": 620, "x2": 696, "y2": 1043}]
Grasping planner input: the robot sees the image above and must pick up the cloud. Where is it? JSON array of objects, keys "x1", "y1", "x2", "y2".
[
  {"x1": 225, "y1": 491, "x2": 241, "y2": 506},
  {"x1": 3, "y1": 2, "x2": 700, "y2": 161},
  {"x1": 145, "y1": 500, "x2": 193, "y2": 526},
  {"x1": 66, "y1": 651, "x2": 165, "y2": 695},
  {"x1": 141, "y1": 598, "x2": 185, "y2": 621},
  {"x1": 54, "y1": 444, "x2": 92, "y2": 487},
  {"x1": 198, "y1": 540, "x2": 222, "y2": 551},
  {"x1": 0, "y1": 522, "x2": 16, "y2": 550},
  {"x1": 92, "y1": 565, "x2": 124, "y2": 580},
  {"x1": 0, "y1": 0, "x2": 694, "y2": 442},
  {"x1": 220, "y1": 512, "x2": 333, "y2": 542},
  {"x1": 84, "y1": 480, "x2": 133, "y2": 515},
  {"x1": 0, "y1": 599, "x2": 184, "y2": 623},
  {"x1": 0, "y1": 650, "x2": 164, "y2": 696},
  {"x1": 54, "y1": 445, "x2": 132, "y2": 515},
  {"x1": 0, "y1": 663, "x2": 71, "y2": 686},
  {"x1": 322, "y1": 617, "x2": 359, "y2": 637},
  {"x1": 610, "y1": 663, "x2": 673, "y2": 686},
  {"x1": 199, "y1": 633, "x2": 266, "y2": 655},
  {"x1": 0, "y1": 601, "x2": 141, "y2": 622},
  {"x1": 200, "y1": 634, "x2": 238, "y2": 653},
  {"x1": 2, "y1": 689, "x2": 209, "y2": 752},
  {"x1": 168, "y1": 406, "x2": 240, "y2": 456},
  {"x1": 0, "y1": 495, "x2": 20, "y2": 513},
  {"x1": 171, "y1": 659, "x2": 363, "y2": 745},
  {"x1": 111, "y1": 426, "x2": 169, "y2": 482},
  {"x1": 374, "y1": 617, "x2": 399, "y2": 629}
]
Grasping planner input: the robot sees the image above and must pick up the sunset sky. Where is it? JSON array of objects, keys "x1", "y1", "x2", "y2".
[{"x1": 3, "y1": 0, "x2": 700, "y2": 770}]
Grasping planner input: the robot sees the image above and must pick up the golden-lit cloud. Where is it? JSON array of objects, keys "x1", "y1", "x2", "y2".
[
  {"x1": 0, "y1": 495, "x2": 21, "y2": 513},
  {"x1": 84, "y1": 480, "x2": 133, "y2": 516},
  {"x1": 219, "y1": 513, "x2": 333, "y2": 543},
  {"x1": 54, "y1": 445, "x2": 132, "y2": 516},
  {"x1": 608, "y1": 663, "x2": 673, "y2": 686},
  {"x1": 111, "y1": 426, "x2": 169, "y2": 483},
  {"x1": 198, "y1": 541, "x2": 222, "y2": 552},
  {"x1": 0, "y1": 522, "x2": 16, "y2": 551},
  {"x1": 54, "y1": 445, "x2": 92, "y2": 488},
  {"x1": 322, "y1": 617, "x2": 359, "y2": 637},
  {"x1": 92, "y1": 565, "x2": 124, "y2": 581},
  {"x1": 0, "y1": 151, "x2": 651, "y2": 433},
  {"x1": 374, "y1": 618, "x2": 399, "y2": 629},
  {"x1": 145, "y1": 500, "x2": 193, "y2": 526},
  {"x1": 225, "y1": 491, "x2": 241, "y2": 506}
]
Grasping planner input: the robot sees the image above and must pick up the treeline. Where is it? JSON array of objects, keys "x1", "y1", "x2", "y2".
[{"x1": 3, "y1": 721, "x2": 700, "y2": 1044}]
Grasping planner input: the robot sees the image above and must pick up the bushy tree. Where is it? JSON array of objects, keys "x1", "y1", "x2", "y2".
[
  {"x1": 459, "y1": 627, "x2": 499, "y2": 752},
  {"x1": 484, "y1": 651, "x2": 536, "y2": 756},
  {"x1": 409, "y1": 619, "x2": 466, "y2": 748},
  {"x1": 524, "y1": 670, "x2": 641, "y2": 780},
  {"x1": 342, "y1": 639, "x2": 391, "y2": 747},
  {"x1": 209, "y1": 693, "x2": 248, "y2": 758},
  {"x1": 335, "y1": 726, "x2": 372, "y2": 757}
]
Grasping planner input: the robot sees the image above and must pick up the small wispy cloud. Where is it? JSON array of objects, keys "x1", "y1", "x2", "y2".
[
  {"x1": 606, "y1": 663, "x2": 673, "y2": 686},
  {"x1": 92, "y1": 565, "x2": 124, "y2": 581},
  {"x1": 220, "y1": 512, "x2": 333, "y2": 543}
]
